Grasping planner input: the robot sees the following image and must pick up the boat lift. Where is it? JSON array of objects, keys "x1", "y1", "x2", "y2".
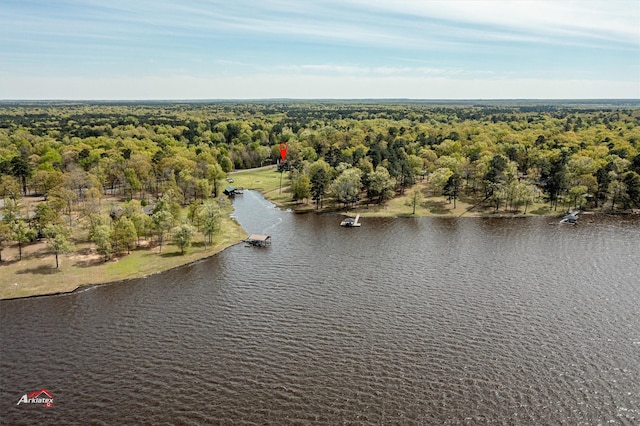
[{"x1": 340, "y1": 214, "x2": 361, "y2": 227}]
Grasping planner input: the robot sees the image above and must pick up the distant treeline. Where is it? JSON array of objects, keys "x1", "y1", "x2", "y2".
[{"x1": 1, "y1": 101, "x2": 639, "y2": 211}]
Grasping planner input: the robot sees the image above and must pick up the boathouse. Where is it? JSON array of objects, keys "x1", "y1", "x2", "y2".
[
  {"x1": 223, "y1": 186, "x2": 244, "y2": 196},
  {"x1": 244, "y1": 234, "x2": 271, "y2": 247},
  {"x1": 224, "y1": 186, "x2": 237, "y2": 196}
]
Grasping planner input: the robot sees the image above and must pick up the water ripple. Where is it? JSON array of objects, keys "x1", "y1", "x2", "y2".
[{"x1": 1, "y1": 194, "x2": 639, "y2": 424}]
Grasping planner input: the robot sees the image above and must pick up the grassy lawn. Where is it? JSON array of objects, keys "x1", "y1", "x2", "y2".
[
  {"x1": 0, "y1": 216, "x2": 246, "y2": 300},
  {"x1": 231, "y1": 166, "x2": 309, "y2": 209},
  {"x1": 230, "y1": 165, "x2": 283, "y2": 193}
]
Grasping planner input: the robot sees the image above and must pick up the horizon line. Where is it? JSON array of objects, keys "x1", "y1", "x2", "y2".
[{"x1": 2, "y1": 98, "x2": 639, "y2": 103}]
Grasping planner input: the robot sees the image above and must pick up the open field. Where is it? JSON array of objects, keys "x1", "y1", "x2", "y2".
[{"x1": 230, "y1": 165, "x2": 282, "y2": 193}]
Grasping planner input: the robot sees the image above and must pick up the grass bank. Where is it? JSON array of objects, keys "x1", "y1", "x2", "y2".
[
  {"x1": 232, "y1": 167, "x2": 557, "y2": 218},
  {"x1": 0, "y1": 216, "x2": 246, "y2": 300}
]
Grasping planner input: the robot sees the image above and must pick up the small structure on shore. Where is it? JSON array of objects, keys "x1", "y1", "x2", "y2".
[
  {"x1": 340, "y1": 214, "x2": 361, "y2": 227},
  {"x1": 224, "y1": 186, "x2": 243, "y2": 196},
  {"x1": 244, "y1": 234, "x2": 271, "y2": 247},
  {"x1": 560, "y1": 211, "x2": 579, "y2": 225}
]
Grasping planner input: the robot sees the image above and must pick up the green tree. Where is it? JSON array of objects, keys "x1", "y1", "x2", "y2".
[
  {"x1": 121, "y1": 200, "x2": 150, "y2": 246},
  {"x1": 483, "y1": 154, "x2": 508, "y2": 197},
  {"x1": 430, "y1": 167, "x2": 454, "y2": 195},
  {"x1": 10, "y1": 155, "x2": 32, "y2": 195},
  {"x1": 3, "y1": 199, "x2": 33, "y2": 261},
  {"x1": 491, "y1": 183, "x2": 507, "y2": 212},
  {"x1": 330, "y1": 168, "x2": 362, "y2": 208},
  {"x1": 152, "y1": 209, "x2": 173, "y2": 254},
  {"x1": 33, "y1": 170, "x2": 63, "y2": 200},
  {"x1": 10, "y1": 221, "x2": 35, "y2": 261},
  {"x1": 122, "y1": 199, "x2": 142, "y2": 217},
  {"x1": 173, "y1": 223, "x2": 195, "y2": 254},
  {"x1": 543, "y1": 157, "x2": 568, "y2": 211},
  {"x1": 33, "y1": 203, "x2": 60, "y2": 235},
  {"x1": 309, "y1": 160, "x2": 332, "y2": 209},
  {"x1": 112, "y1": 217, "x2": 137, "y2": 254},
  {"x1": 124, "y1": 168, "x2": 142, "y2": 200},
  {"x1": 151, "y1": 195, "x2": 174, "y2": 253},
  {"x1": 48, "y1": 186, "x2": 77, "y2": 225},
  {"x1": 219, "y1": 156, "x2": 233, "y2": 173},
  {"x1": 0, "y1": 175, "x2": 21, "y2": 200},
  {"x1": 90, "y1": 224, "x2": 113, "y2": 261},
  {"x1": 622, "y1": 171, "x2": 640, "y2": 209},
  {"x1": 43, "y1": 224, "x2": 74, "y2": 268},
  {"x1": 195, "y1": 178, "x2": 212, "y2": 202},
  {"x1": 2, "y1": 198, "x2": 21, "y2": 226},
  {"x1": 198, "y1": 199, "x2": 221, "y2": 246},
  {"x1": 443, "y1": 172, "x2": 462, "y2": 209},
  {"x1": 595, "y1": 164, "x2": 615, "y2": 208},
  {"x1": 513, "y1": 181, "x2": 537, "y2": 214},
  {"x1": 608, "y1": 177, "x2": 626, "y2": 212},
  {"x1": 291, "y1": 170, "x2": 311, "y2": 203},
  {"x1": 0, "y1": 222, "x2": 12, "y2": 262},
  {"x1": 409, "y1": 188, "x2": 423, "y2": 214},
  {"x1": 130, "y1": 211, "x2": 151, "y2": 247},
  {"x1": 367, "y1": 166, "x2": 394, "y2": 204},
  {"x1": 207, "y1": 163, "x2": 226, "y2": 198},
  {"x1": 568, "y1": 185, "x2": 588, "y2": 209}
]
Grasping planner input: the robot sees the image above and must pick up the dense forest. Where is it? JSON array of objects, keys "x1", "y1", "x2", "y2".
[{"x1": 1, "y1": 101, "x2": 640, "y2": 262}]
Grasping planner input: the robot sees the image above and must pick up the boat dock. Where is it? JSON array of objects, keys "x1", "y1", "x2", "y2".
[
  {"x1": 340, "y1": 214, "x2": 361, "y2": 227},
  {"x1": 244, "y1": 234, "x2": 271, "y2": 247}
]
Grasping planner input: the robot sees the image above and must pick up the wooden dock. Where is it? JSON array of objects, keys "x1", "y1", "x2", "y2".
[{"x1": 244, "y1": 234, "x2": 271, "y2": 247}]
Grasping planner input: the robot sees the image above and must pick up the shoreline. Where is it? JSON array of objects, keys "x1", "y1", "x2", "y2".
[
  {"x1": 231, "y1": 168, "x2": 639, "y2": 219},
  {"x1": 0, "y1": 217, "x2": 247, "y2": 301},
  {"x1": 2, "y1": 186, "x2": 637, "y2": 301},
  {"x1": 0, "y1": 240, "x2": 246, "y2": 302},
  {"x1": 258, "y1": 190, "x2": 637, "y2": 220}
]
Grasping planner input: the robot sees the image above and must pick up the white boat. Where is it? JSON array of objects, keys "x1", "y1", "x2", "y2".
[{"x1": 340, "y1": 214, "x2": 361, "y2": 227}]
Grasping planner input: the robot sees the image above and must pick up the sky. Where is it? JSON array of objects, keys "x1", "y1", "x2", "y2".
[{"x1": 1, "y1": 0, "x2": 639, "y2": 100}]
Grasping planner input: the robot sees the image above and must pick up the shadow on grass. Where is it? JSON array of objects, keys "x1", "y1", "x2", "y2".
[
  {"x1": 16, "y1": 265, "x2": 61, "y2": 275},
  {"x1": 424, "y1": 200, "x2": 450, "y2": 215},
  {"x1": 159, "y1": 251, "x2": 186, "y2": 258},
  {"x1": 529, "y1": 206, "x2": 553, "y2": 215},
  {"x1": 74, "y1": 258, "x2": 106, "y2": 268},
  {"x1": 28, "y1": 250, "x2": 52, "y2": 260}
]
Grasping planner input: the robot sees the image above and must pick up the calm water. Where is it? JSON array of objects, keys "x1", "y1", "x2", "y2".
[{"x1": 1, "y1": 190, "x2": 639, "y2": 425}]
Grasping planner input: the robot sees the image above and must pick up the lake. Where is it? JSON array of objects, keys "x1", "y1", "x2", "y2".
[{"x1": 1, "y1": 190, "x2": 639, "y2": 424}]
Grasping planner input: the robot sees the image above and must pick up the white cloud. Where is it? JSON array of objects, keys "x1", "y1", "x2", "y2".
[{"x1": 338, "y1": 0, "x2": 639, "y2": 49}]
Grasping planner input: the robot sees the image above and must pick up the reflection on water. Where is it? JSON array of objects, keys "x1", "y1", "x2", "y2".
[{"x1": 1, "y1": 191, "x2": 639, "y2": 424}]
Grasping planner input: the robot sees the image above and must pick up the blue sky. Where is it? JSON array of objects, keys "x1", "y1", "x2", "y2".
[{"x1": 1, "y1": 0, "x2": 639, "y2": 99}]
